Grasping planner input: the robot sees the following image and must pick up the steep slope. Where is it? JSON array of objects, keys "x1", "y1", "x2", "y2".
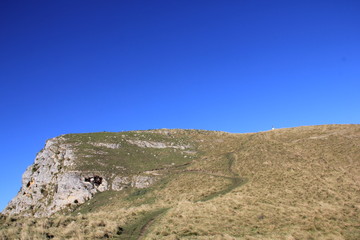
[
  {"x1": 1, "y1": 125, "x2": 360, "y2": 240},
  {"x1": 2, "y1": 129, "x2": 204, "y2": 217}
]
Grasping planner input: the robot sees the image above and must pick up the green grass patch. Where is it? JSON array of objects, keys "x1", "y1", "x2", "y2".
[
  {"x1": 62, "y1": 130, "x2": 200, "y2": 174},
  {"x1": 73, "y1": 191, "x2": 123, "y2": 215}
]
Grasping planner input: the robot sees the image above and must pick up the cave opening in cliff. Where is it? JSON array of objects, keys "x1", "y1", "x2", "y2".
[{"x1": 84, "y1": 175, "x2": 103, "y2": 186}]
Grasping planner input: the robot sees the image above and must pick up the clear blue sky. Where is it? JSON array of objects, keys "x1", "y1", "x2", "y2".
[{"x1": 1, "y1": 0, "x2": 359, "y2": 211}]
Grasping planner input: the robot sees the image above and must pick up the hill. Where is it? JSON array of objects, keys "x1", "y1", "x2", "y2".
[{"x1": 1, "y1": 125, "x2": 359, "y2": 239}]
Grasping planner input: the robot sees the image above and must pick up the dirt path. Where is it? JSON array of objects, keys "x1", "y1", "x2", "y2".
[
  {"x1": 197, "y1": 152, "x2": 245, "y2": 202},
  {"x1": 137, "y1": 208, "x2": 168, "y2": 240},
  {"x1": 124, "y1": 152, "x2": 245, "y2": 240},
  {"x1": 139, "y1": 218, "x2": 155, "y2": 238},
  {"x1": 116, "y1": 208, "x2": 168, "y2": 240}
]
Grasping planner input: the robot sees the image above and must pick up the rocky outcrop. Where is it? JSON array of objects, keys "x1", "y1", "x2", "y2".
[
  {"x1": 2, "y1": 137, "x2": 106, "y2": 217},
  {"x1": 2, "y1": 136, "x2": 158, "y2": 217},
  {"x1": 90, "y1": 142, "x2": 121, "y2": 149},
  {"x1": 2, "y1": 129, "x2": 199, "y2": 217},
  {"x1": 127, "y1": 139, "x2": 190, "y2": 149},
  {"x1": 111, "y1": 175, "x2": 156, "y2": 191}
]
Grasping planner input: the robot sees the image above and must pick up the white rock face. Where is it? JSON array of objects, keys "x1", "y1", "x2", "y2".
[
  {"x1": 50, "y1": 172, "x2": 108, "y2": 216},
  {"x1": 90, "y1": 142, "x2": 121, "y2": 149},
  {"x1": 111, "y1": 175, "x2": 156, "y2": 190},
  {"x1": 127, "y1": 140, "x2": 190, "y2": 149},
  {"x1": 2, "y1": 136, "x2": 157, "y2": 217},
  {"x1": 111, "y1": 176, "x2": 130, "y2": 191},
  {"x1": 2, "y1": 137, "x2": 109, "y2": 217},
  {"x1": 131, "y1": 175, "x2": 156, "y2": 188}
]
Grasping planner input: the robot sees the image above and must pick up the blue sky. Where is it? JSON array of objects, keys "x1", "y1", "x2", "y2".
[{"x1": 0, "y1": 0, "x2": 359, "y2": 211}]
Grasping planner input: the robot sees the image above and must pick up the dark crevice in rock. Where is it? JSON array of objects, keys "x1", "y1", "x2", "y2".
[
  {"x1": 84, "y1": 175, "x2": 103, "y2": 186},
  {"x1": 116, "y1": 227, "x2": 124, "y2": 235},
  {"x1": 45, "y1": 233, "x2": 54, "y2": 239}
]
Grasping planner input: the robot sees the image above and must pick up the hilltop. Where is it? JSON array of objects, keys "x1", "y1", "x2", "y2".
[{"x1": 1, "y1": 125, "x2": 359, "y2": 239}]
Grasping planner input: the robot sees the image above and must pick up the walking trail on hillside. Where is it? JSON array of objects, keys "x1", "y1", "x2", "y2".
[{"x1": 124, "y1": 152, "x2": 245, "y2": 240}]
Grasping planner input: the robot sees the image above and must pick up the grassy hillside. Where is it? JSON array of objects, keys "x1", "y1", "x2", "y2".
[
  {"x1": 1, "y1": 125, "x2": 360, "y2": 239},
  {"x1": 63, "y1": 129, "x2": 204, "y2": 174}
]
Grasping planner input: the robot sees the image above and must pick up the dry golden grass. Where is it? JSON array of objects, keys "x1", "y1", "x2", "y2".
[
  {"x1": 154, "y1": 172, "x2": 233, "y2": 203},
  {"x1": 1, "y1": 125, "x2": 359, "y2": 239},
  {"x1": 145, "y1": 125, "x2": 360, "y2": 240}
]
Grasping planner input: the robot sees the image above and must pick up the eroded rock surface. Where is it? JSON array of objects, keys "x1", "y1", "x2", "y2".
[
  {"x1": 111, "y1": 175, "x2": 156, "y2": 190},
  {"x1": 127, "y1": 139, "x2": 190, "y2": 149},
  {"x1": 2, "y1": 138, "x2": 108, "y2": 217},
  {"x1": 2, "y1": 136, "x2": 159, "y2": 217}
]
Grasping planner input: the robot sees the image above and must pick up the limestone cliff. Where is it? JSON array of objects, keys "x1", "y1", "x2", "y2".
[{"x1": 3, "y1": 130, "x2": 197, "y2": 217}]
